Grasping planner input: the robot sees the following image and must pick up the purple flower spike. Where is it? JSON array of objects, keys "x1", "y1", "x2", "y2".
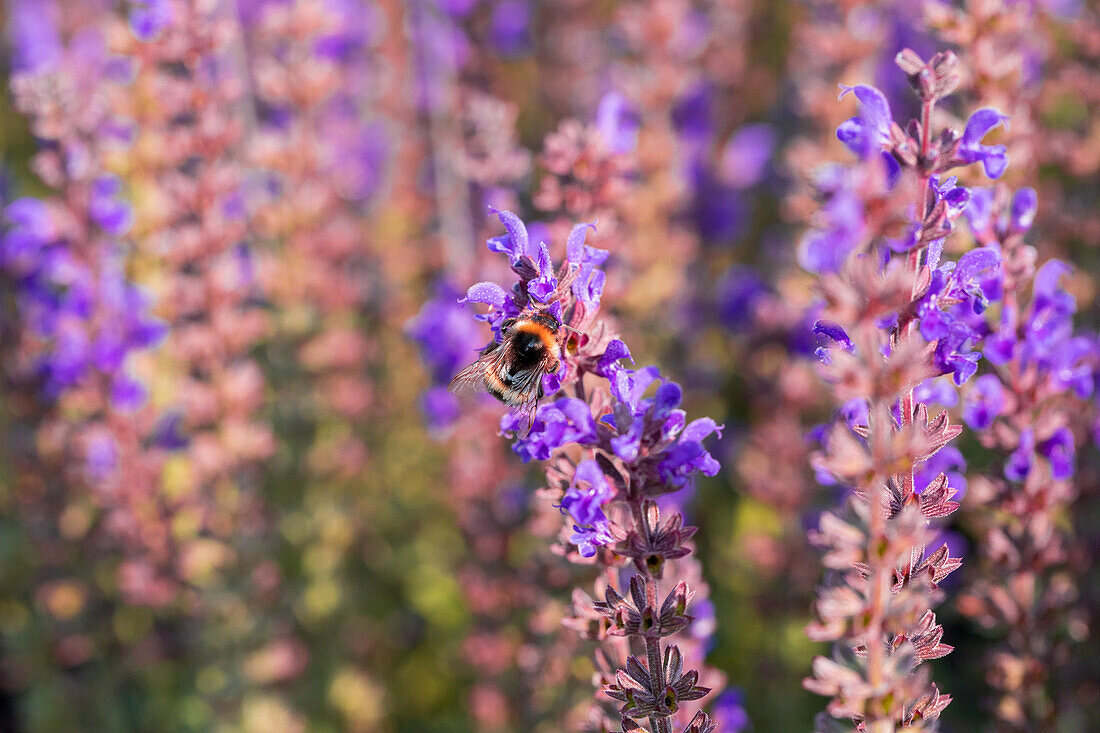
[{"x1": 957, "y1": 108, "x2": 1009, "y2": 179}]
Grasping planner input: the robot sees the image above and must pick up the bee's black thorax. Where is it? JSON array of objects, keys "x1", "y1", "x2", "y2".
[{"x1": 509, "y1": 330, "x2": 549, "y2": 370}]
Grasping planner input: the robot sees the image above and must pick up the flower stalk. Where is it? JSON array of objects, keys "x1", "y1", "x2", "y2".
[
  {"x1": 804, "y1": 50, "x2": 1010, "y2": 731},
  {"x1": 445, "y1": 209, "x2": 724, "y2": 732}
]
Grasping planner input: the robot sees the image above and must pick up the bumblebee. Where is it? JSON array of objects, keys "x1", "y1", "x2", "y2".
[{"x1": 450, "y1": 311, "x2": 563, "y2": 427}]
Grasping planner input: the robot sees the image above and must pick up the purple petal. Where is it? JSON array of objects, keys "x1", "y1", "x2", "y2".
[
  {"x1": 681, "y1": 417, "x2": 723, "y2": 443},
  {"x1": 597, "y1": 339, "x2": 633, "y2": 373},
  {"x1": 462, "y1": 281, "x2": 507, "y2": 308},
  {"x1": 1010, "y1": 188, "x2": 1038, "y2": 232},
  {"x1": 486, "y1": 208, "x2": 529, "y2": 261},
  {"x1": 954, "y1": 247, "x2": 1001, "y2": 283},
  {"x1": 961, "y1": 108, "x2": 1010, "y2": 147}
]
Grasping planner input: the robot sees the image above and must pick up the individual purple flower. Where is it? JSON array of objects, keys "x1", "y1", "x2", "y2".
[
  {"x1": 1005, "y1": 429, "x2": 1035, "y2": 482},
  {"x1": 656, "y1": 417, "x2": 723, "y2": 490},
  {"x1": 332, "y1": 124, "x2": 389, "y2": 202},
  {"x1": 836, "y1": 84, "x2": 894, "y2": 159},
  {"x1": 1026, "y1": 261, "x2": 1075, "y2": 348},
  {"x1": 917, "y1": 247, "x2": 1003, "y2": 385},
  {"x1": 914, "y1": 377, "x2": 958, "y2": 408},
  {"x1": 409, "y1": 279, "x2": 487, "y2": 384},
  {"x1": 89, "y1": 175, "x2": 134, "y2": 238},
  {"x1": 712, "y1": 687, "x2": 751, "y2": 732},
  {"x1": 488, "y1": 0, "x2": 532, "y2": 58},
  {"x1": 558, "y1": 460, "x2": 614, "y2": 557},
  {"x1": 965, "y1": 187, "x2": 995, "y2": 235},
  {"x1": 128, "y1": 0, "x2": 172, "y2": 42},
  {"x1": 609, "y1": 366, "x2": 663, "y2": 415},
  {"x1": 420, "y1": 386, "x2": 462, "y2": 432},
  {"x1": 717, "y1": 266, "x2": 767, "y2": 332},
  {"x1": 915, "y1": 445, "x2": 968, "y2": 501},
  {"x1": 85, "y1": 430, "x2": 119, "y2": 480},
  {"x1": 798, "y1": 166, "x2": 866, "y2": 274},
  {"x1": 1, "y1": 198, "x2": 54, "y2": 274},
  {"x1": 485, "y1": 207, "x2": 530, "y2": 264},
  {"x1": 841, "y1": 399, "x2": 869, "y2": 429},
  {"x1": 955, "y1": 108, "x2": 1009, "y2": 179},
  {"x1": 962, "y1": 374, "x2": 1006, "y2": 430},
  {"x1": 592, "y1": 339, "x2": 633, "y2": 378},
  {"x1": 566, "y1": 221, "x2": 608, "y2": 307},
  {"x1": 689, "y1": 168, "x2": 749, "y2": 243},
  {"x1": 459, "y1": 279, "x2": 517, "y2": 338},
  {"x1": 110, "y1": 372, "x2": 147, "y2": 412},
  {"x1": 812, "y1": 320, "x2": 854, "y2": 364},
  {"x1": 920, "y1": 176, "x2": 971, "y2": 268},
  {"x1": 1041, "y1": 427, "x2": 1075, "y2": 481},
  {"x1": 672, "y1": 81, "x2": 713, "y2": 144},
  {"x1": 149, "y1": 411, "x2": 189, "y2": 451},
  {"x1": 527, "y1": 241, "x2": 558, "y2": 303},
  {"x1": 719, "y1": 123, "x2": 776, "y2": 189},
  {"x1": 596, "y1": 91, "x2": 640, "y2": 155},
  {"x1": 1009, "y1": 188, "x2": 1038, "y2": 233},
  {"x1": 9, "y1": 0, "x2": 63, "y2": 73},
  {"x1": 570, "y1": 522, "x2": 616, "y2": 559}
]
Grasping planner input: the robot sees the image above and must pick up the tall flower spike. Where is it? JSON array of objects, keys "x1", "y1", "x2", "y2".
[
  {"x1": 804, "y1": 51, "x2": 1008, "y2": 732},
  {"x1": 431, "y1": 210, "x2": 726, "y2": 731},
  {"x1": 955, "y1": 185, "x2": 1093, "y2": 729}
]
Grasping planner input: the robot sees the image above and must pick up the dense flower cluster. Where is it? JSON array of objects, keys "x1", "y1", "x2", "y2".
[
  {"x1": 2, "y1": 2, "x2": 165, "y2": 407},
  {"x1": 1, "y1": 198, "x2": 164, "y2": 403},
  {"x1": 445, "y1": 209, "x2": 725, "y2": 731},
  {"x1": 803, "y1": 50, "x2": 1008, "y2": 731},
  {"x1": 948, "y1": 180, "x2": 1096, "y2": 728}
]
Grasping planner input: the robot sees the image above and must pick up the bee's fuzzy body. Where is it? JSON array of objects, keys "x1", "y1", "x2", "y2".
[{"x1": 450, "y1": 311, "x2": 564, "y2": 426}]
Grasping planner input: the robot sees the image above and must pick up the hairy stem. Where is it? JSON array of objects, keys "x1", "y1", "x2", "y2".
[{"x1": 864, "y1": 402, "x2": 893, "y2": 732}]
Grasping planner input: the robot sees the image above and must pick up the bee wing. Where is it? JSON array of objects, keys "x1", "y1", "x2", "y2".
[
  {"x1": 449, "y1": 343, "x2": 507, "y2": 395},
  {"x1": 509, "y1": 398, "x2": 540, "y2": 438},
  {"x1": 503, "y1": 365, "x2": 549, "y2": 437},
  {"x1": 505, "y1": 365, "x2": 547, "y2": 402}
]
